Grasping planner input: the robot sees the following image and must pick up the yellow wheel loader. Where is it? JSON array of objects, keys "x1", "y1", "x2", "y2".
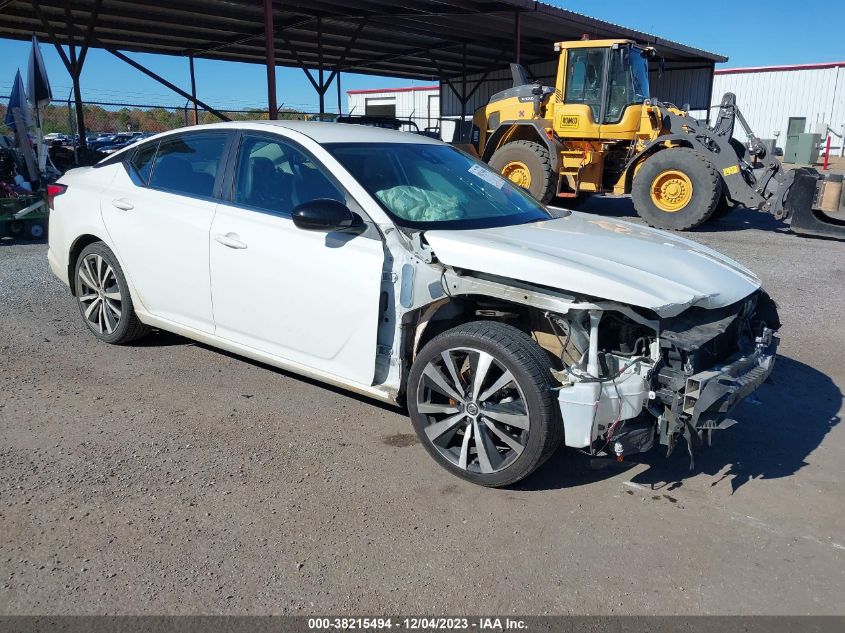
[{"x1": 471, "y1": 39, "x2": 845, "y2": 237}]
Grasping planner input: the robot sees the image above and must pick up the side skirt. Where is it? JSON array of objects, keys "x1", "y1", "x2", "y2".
[{"x1": 134, "y1": 311, "x2": 401, "y2": 406}]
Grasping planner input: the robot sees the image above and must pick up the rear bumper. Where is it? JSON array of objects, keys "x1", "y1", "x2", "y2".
[
  {"x1": 680, "y1": 328, "x2": 778, "y2": 431},
  {"x1": 47, "y1": 246, "x2": 69, "y2": 287}
]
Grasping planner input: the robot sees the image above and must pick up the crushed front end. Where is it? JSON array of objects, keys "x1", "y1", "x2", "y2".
[{"x1": 551, "y1": 290, "x2": 780, "y2": 463}]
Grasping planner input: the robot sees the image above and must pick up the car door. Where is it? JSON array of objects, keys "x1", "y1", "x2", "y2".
[
  {"x1": 209, "y1": 132, "x2": 384, "y2": 386},
  {"x1": 101, "y1": 131, "x2": 230, "y2": 333}
]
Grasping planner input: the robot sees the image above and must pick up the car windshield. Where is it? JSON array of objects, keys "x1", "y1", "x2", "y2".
[{"x1": 325, "y1": 142, "x2": 553, "y2": 230}]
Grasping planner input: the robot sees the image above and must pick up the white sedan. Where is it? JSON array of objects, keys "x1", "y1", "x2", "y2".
[{"x1": 48, "y1": 121, "x2": 780, "y2": 487}]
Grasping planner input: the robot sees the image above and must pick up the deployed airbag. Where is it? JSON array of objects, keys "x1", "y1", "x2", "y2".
[{"x1": 375, "y1": 186, "x2": 462, "y2": 221}]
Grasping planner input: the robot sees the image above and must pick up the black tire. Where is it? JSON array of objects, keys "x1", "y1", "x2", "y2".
[
  {"x1": 709, "y1": 194, "x2": 735, "y2": 220},
  {"x1": 74, "y1": 241, "x2": 150, "y2": 344},
  {"x1": 407, "y1": 321, "x2": 563, "y2": 487},
  {"x1": 23, "y1": 220, "x2": 46, "y2": 240},
  {"x1": 632, "y1": 148, "x2": 721, "y2": 230},
  {"x1": 7, "y1": 220, "x2": 24, "y2": 238},
  {"x1": 489, "y1": 140, "x2": 557, "y2": 204}
]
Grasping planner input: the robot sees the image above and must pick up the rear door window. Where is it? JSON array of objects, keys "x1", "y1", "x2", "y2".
[{"x1": 149, "y1": 133, "x2": 228, "y2": 199}]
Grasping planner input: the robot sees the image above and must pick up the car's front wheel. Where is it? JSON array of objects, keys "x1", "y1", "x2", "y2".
[
  {"x1": 407, "y1": 321, "x2": 563, "y2": 487},
  {"x1": 74, "y1": 242, "x2": 150, "y2": 344}
]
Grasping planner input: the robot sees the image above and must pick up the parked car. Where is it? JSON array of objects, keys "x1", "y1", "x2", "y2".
[
  {"x1": 99, "y1": 136, "x2": 147, "y2": 154},
  {"x1": 47, "y1": 121, "x2": 780, "y2": 487},
  {"x1": 43, "y1": 133, "x2": 69, "y2": 145},
  {"x1": 89, "y1": 134, "x2": 134, "y2": 151}
]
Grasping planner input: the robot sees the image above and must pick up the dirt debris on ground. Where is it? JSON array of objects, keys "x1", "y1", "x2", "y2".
[{"x1": 0, "y1": 202, "x2": 843, "y2": 615}]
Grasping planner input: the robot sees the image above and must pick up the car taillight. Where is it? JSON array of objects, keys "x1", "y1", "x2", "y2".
[{"x1": 46, "y1": 183, "x2": 67, "y2": 210}]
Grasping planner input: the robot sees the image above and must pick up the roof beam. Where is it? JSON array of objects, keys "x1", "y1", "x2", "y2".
[{"x1": 103, "y1": 46, "x2": 230, "y2": 121}]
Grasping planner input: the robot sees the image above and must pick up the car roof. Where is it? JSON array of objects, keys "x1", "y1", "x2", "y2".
[
  {"x1": 100, "y1": 120, "x2": 443, "y2": 163},
  {"x1": 179, "y1": 120, "x2": 441, "y2": 145},
  {"x1": 254, "y1": 119, "x2": 441, "y2": 144}
]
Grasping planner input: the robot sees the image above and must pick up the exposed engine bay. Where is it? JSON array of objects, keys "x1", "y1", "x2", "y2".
[
  {"x1": 417, "y1": 264, "x2": 780, "y2": 466},
  {"x1": 532, "y1": 290, "x2": 779, "y2": 464}
]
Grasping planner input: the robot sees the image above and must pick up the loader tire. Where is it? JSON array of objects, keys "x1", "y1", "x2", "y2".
[
  {"x1": 709, "y1": 194, "x2": 735, "y2": 220},
  {"x1": 632, "y1": 148, "x2": 721, "y2": 231},
  {"x1": 489, "y1": 140, "x2": 557, "y2": 204}
]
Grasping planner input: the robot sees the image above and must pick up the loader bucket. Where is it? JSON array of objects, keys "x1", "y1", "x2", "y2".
[{"x1": 787, "y1": 169, "x2": 845, "y2": 239}]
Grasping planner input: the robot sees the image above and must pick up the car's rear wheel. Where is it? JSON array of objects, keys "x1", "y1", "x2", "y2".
[
  {"x1": 407, "y1": 321, "x2": 563, "y2": 487},
  {"x1": 74, "y1": 242, "x2": 150, "y2": 344}
]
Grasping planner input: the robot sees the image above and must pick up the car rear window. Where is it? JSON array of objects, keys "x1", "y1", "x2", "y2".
[
  {"x1": 149, "y1": 133, "x2": 227, "y2": 199},
  {"x1": 129, "y1": 143, "x2": 158, "y2": 185}
]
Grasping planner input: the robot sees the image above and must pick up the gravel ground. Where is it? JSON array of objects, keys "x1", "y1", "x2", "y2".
[{"x1": 0, "y1": 203, "x2": 843, "y2": 615}]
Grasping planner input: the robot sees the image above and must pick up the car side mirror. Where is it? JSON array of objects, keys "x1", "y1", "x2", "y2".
[{"x1": 291, "y1": 199, "x2": 360, "y2": 231}]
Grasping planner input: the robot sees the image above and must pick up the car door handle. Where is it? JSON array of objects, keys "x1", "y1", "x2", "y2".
[
  {"x1": 214, "y1": 232, "x2": 247, "y2": 249},
  {"x1": 111, "y1": 198, "x2": 134, "y2": 211}
]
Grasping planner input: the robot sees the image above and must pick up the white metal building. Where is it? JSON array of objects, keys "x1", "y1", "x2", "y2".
[
  {"x1": 346, "y1": 86, "x2": 440, "y2": 132},
  {"x1": 708, "y1": 62, "x2": 845, "y2": 145}
]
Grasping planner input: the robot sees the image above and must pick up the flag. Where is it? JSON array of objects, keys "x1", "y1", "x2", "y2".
[
  {"x1": 4, "y1": 70, "x2": 31, "y2": 128},
  {"x1": 27, "y1": 34, "x2": 53, "y2": 108}
]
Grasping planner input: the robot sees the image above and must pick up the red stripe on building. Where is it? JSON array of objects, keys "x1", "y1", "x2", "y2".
[
  {"x1": 346, "y1": 85, "x2": 439, "y2": 95},
  {"x1": 715, "y1": 61, "x2": 845, "y2": 75}
]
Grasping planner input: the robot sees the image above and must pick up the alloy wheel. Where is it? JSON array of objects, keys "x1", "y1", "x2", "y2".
[
  {"x1": 77, "y1": 253, "x2": 123, "y2": 335},
  {"x1": 415, "y1": 346, "x2": 530, "y2": 474}
]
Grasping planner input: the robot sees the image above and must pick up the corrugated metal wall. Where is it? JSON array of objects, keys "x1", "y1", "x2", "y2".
[
  {"x1": 439, "y1": 59, "x2": 714, "y2": 118},
  {"x1": 709, "y1": 65, "x2": 845, "y2": 143},
  {"x1": 650, "y1": 64, "x2": 714, "y2": 112},
  {"x1": 347, "y1": 88, "x2": 440, "y2": 130},
  {"x1": 440, "y1": 60, "x2": 557, "y2": 117}
]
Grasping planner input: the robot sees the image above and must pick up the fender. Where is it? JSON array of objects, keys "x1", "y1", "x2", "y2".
[
  {"x1": 481, "y1": 120, "x2": 564, "y2": 172},
  {"x1": 621, "y1": 133, "x2": 693, "y2": 193}
]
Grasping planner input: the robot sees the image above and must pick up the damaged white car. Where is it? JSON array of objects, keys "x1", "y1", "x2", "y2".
[{"x1": 47, "y1": 121, "x2": 780, "y2": 487}]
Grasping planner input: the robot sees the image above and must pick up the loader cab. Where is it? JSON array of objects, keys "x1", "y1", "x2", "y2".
[{"x1": 553, "y1": 40, "x2": 652, "y2": 139}]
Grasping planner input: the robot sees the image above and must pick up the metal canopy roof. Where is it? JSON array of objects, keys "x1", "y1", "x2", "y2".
[{"x1": 0, "y1": 0, "x2": 726, "y2": 81}]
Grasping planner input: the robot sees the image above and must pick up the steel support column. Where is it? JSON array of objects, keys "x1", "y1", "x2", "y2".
[
  {"x1": 317, "y1": 17, "x2": 324, "y2": 115},
  {"x1": 32, "y1": 0, "x2": 101, "y2": 151},
  {"x1": 704, "y1": 61, "x2": 714, "y2": 125},
  {"x1": 263, "y1": 0, "x2": 277, "y2": 119},
  {"x1": 514, "y1": 11, "x2": 521, "y2": 64},
  {"x1": 68, "y1": 46, "x2": 86, "y2": 148},
  {"x1": 336, "y1": 72, "x2": 342, "y2": 115},
  {"x1": 460, "y1": 42, "x2": 467, "y2": 141},
  {"x1": 188, "y1": 55, "x2": 199, "y2": 124}
]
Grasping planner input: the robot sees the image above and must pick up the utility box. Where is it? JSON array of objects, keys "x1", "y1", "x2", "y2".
[
  {"x1": 784, "y1": 116, "x2": 807, "y2": 163},
  {"x1": 792, "y1": 133, "x2": 821, "y2": 164},
  {"x1": 760, "y1": 138, "x2": 777, "y2": 157}
]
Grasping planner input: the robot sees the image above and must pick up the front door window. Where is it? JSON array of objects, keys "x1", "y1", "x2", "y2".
[{"x1": 233, "y1": 136, "x2": 345, "y2": 214}]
